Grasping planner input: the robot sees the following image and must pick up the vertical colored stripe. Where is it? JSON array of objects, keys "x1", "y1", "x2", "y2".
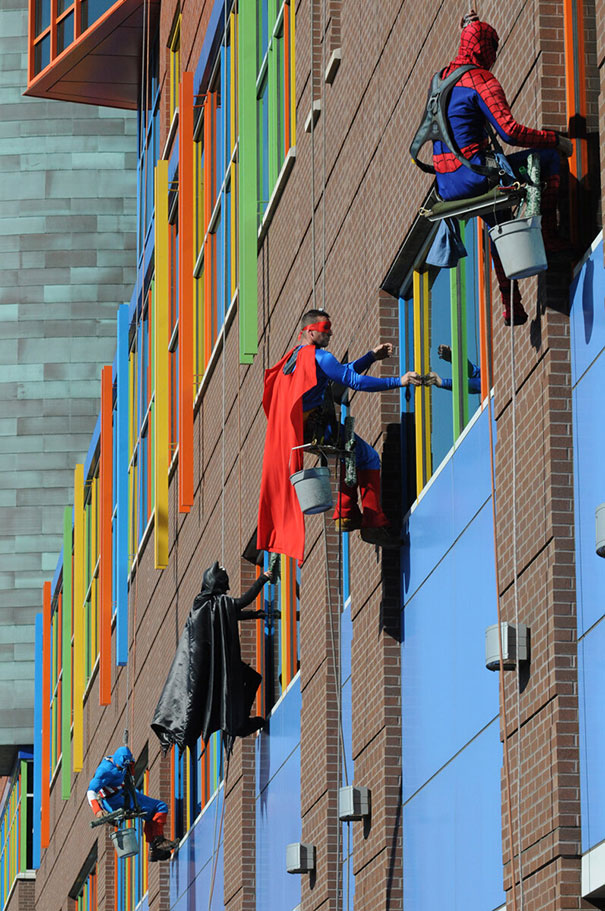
[
  {"x1": 268, "y1": 36, "x2": 278, "y2": 188},
  {"x1": 61, "y1": 506, "x2": 72, "y2": 798},
  {"x1": 203, "y1": 94, "x2": 214, "y2": 366},
  {"x1": 284, "y1": 2, "x2": 291, "y2": 152},
  {"x1": 99, "y1": 365, "x2": 113, "y2": 704},
  {"x1": 179, "y1": 72, "x2": 195, "y2": 513},
  {"x1": 450, "y1": 244, "x2": 469, "y2": 439},
  {"x1": 255, "y1": 565, "x2": 264, "y2": 716},
  {"x1": 19, "y1": 762, "x2": 27, "y2": 872},
  {"x1": 154, "y1": 161, "x2": 170, "y2": 569},
  {"x1": 116, "y1": 304, "x2": 129, "y2": 664},
  {"x1": 413, "y1": 271, "x2": 431, "y2": 490},
  {"x1": 563, "y1": 0, "x2": 587, "y2": 180},
  {"x1": 290, "y1": 0, "x2": 296, "y2": 146},
  {"x1": 238, "y1": 0, "x2": 258, "y2": 362},
  {"x1": 41, "y1": 581, "x2": 50, "y2": 849},
  {"x1": 33, "y1": 614, "x2": 43, "y2": 868},
  {"x1": 477, "y1": 223, "x2": 492, "y2": 400},
  {"x1": 73, "y1": 464, "x2": 85, "y2": 771}
]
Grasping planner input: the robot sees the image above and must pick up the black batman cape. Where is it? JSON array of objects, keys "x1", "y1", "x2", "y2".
[{"x1": 151, "y1": 563, "x2": 265, "y2": 755}]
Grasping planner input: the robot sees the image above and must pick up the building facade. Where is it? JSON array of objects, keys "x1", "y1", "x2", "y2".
[
  {"x1": 1, "y1": 1, "x2": 605, "y2": 911},
  {"x1": 0, "y1": 0, "x2": 137, "y2": 770}
]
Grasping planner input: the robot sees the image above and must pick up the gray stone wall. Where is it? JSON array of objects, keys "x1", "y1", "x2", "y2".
[{"x1": 0, "y1": 0, "x2": 137, "y2": 770}]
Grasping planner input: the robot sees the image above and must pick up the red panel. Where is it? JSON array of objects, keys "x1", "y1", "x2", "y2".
[
  {"x1": 178, "y1": 72, "x2": 194, "y2": 512},
  {"x1": 99, "y1": 366, "x2": 113, "y2": 706}
]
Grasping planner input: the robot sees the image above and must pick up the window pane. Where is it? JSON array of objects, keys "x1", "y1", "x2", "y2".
[
  {"x1": 34, "y1": 34, "x2": 50, "y2": 74},
  {"x1": 428, "y1": 268, "x2": 453, "y2": 468},
  {"x1": 35, "y1": 0, "x2": 50, "y2": 36},
  {"x1": 57, "y1": 12, "x2": 74, "y2": 53}
]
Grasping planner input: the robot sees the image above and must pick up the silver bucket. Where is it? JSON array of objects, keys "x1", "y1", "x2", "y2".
[
  {"x1": 111, "y1": 827, "x2": 139, "y2": 859},
  {"x1": 290, "y1": 466, "x2": 332, "y2": 514},
  {"x1": 488, "y1": 215, "x2": 547, "y2": 280}
]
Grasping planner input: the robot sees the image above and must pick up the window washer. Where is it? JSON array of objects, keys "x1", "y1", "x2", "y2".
[
  {"x1": 151, "y1": 562, "x2": 276, "y2": 758},
  {"x1": 257, "y1": 310, "x2": 421, "y2": 561},
  {"x1": 411, "y1": 10, "x2": 573, "y2": 326},
  {"x1": 87, "y1": 746, "x2": 178, "y2": 862}
]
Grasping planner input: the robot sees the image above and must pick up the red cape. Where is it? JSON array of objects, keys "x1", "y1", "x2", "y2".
[{"x1": 257, "y1": 345, "x2": 317, "y2": 565}]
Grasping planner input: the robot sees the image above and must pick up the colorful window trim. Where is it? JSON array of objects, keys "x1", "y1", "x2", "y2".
[
  {"x1": 399, "y1": 219, "x2": 491, "y2": 500},
  {"x1": 169, "y1": 736, "x2": 222, "y2": 842},
  {"x1": 256, "y1": 0, "x2": 295, "y2": 222},
  {"x1": 168, "y1": 14, "x2": 182, "y2": 126},
  {"x1": 0, "y1": 755, "x2": 34, "y2": 907},
  {"x1": 255, "y1": 554, "x2": 300, "y2": 717},
  {"x1": 70, "y1": 859, "x2": 97, "y2": 911},
  {"x1": 129, "y1": 285, "x2": 155, "y2": 558},
  {"x1": 114, "y1": 771, "x2": 149, "y2": 911}
]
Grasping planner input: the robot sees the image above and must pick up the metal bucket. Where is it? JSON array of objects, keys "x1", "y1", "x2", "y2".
[
  {"x1": 290, "y1": 467, "x2": 332, "y2": 514},
  {"x1": 111, "y1": 827, "x2": 139, "y2": 859},
  {"x1": 488, "y1": 215, "x2": 547, "y2": 280}
]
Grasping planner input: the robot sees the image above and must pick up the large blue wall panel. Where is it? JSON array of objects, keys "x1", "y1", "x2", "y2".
[
  {"x1": 402, "y1": 499, "x2": 500, "y2": 801},
  {"x1": 579, "y1": 623, "x2": 605, "y2": 850},
  {"x1": 169, "y1": 790, "x2": 224, "y2": 911},
  {"x1": 572, "y1": 353, "x2": 605, "y2": 636},
  {"x1": 403, "y1": 720, "x2": 504, "y2": 911},
  {"x1": 570, "y1": 238, "x2": 605, "y2": 385},
  {"x1": 404, "y1": 407, "x2": 492, "y2": 603},
  {"x1": 256, "y1": 679, "x2": 302, "y2": 911}
]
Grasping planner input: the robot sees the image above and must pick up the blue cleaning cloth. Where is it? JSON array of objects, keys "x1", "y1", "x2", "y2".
[{"x1": 426, "y1": 217, "x2": 468, "y2": 268}]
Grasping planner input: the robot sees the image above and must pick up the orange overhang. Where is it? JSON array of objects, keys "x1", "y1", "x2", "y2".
[{"x1": 25, "y1": 0, "x2": 159, "y2": 110}]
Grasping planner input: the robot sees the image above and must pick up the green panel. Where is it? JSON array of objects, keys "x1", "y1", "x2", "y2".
[
  {"x1": 450, "y1": 243, "x2": 469, "y2": 440},
  {"x1": 238, "y1": 0, "x2": 259, "y2": 362},
  {"x1": 61, "y1": 505, "x2": 72, "y2": 799},
  {"x1": 19, "y1": 760, "x2": 27, "y2": 871}
]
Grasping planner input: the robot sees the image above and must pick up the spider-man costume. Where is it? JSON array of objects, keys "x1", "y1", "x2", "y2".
[{"x1": 433, "y1": 18, "x2": 563, "y2": 324}]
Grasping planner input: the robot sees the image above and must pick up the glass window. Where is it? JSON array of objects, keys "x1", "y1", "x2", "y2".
[{"x1": 399, "y1": 218, "x2": 490, "y2": 501}]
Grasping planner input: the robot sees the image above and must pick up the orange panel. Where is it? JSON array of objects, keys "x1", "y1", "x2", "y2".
[
  {"x1": 99, "y1": 366, "x2": 113, "y2": 705},
  {"x1": 178, "y1": 72, "x2": 195, "y2": 512}
]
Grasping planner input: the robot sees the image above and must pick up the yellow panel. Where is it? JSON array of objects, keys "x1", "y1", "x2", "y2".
[
  {"x1": 154, "y1": 161, "x2": 170, "y2": 569},
  {"x1": 73, "y1": 464, "x2": 85, "y2": 772},
  {"x1": 290, "y1": 0, "x2": 296, "y2": 146}
]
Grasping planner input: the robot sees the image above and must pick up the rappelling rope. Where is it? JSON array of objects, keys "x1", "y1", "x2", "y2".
[
  {"x1": 510, "y1": 285, "x2": 524, "y2": 910},
  {"x1": 208, "y1": 5, "x2": 231, "y2": 906},
  {"x1": 310, "y1": 0, "x2": 317, "y2": 310},
  {"x1": 485, "y1": 297, "x2": 519, "y2": 911}
]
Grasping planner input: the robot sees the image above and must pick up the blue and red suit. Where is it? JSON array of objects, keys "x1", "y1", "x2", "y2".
[
  {"x1": 432, "y1": 19, "x2": 562, "y2": 322},
  {"x1": 87, "y1": 747, "x2": 168, "y2": 844}
]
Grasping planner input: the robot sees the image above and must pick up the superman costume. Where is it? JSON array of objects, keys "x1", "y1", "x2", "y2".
[
  {"x1": 429, "y1": 18, "x2": 564, "y2": 324},
  {"x1": 257, "y1": 339, "x2": 401, "y2": 564}
]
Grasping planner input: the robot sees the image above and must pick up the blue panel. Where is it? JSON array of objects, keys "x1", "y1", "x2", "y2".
[
  {"x1": 403, "y1": 457, "x2": 454, "y2": 603},
  {"x1": 451, "y1": 406, "x2": 492, "y2": 541},
  {"x1": 170, "y1": 789, "x2": 224, "y2": 910},
  {"x1": 403, "y1": 720, "x2": 504, "y2": 911},
  {"x1": 402, "y1": 500, "x2": 499, "y2": 801},
  {"x1": 256, "y1": 747, "x2": 301, "y2": 911},
  {"x1": 32, "y1": 614, "x2": 43, "y2": 869},
  {"x1": 579, "y1": 624, "x2": 605, "y2": 850},
  {"x1": 570, "y1": 239, "x2": 605, "y2": 385},
  {"x1": 193, "y1": 0, "x2": 226, "y2": 98},
  {"x1": 572, "y1": 353, "x2": 605, "y2": 636},
  {"x1": 256, "y1": 677, "x2": 301, "y2": 796}
]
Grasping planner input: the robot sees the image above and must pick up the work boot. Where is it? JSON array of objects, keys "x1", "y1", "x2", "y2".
[
  {"x1": 360, "y1": 526, "x2": 404, "y2": 548},
  {"x1": 237, "y1": 715, "x2": 266, "y2": 737},
  {"x1": 334, "y1": 515, "x2": 362, "y2": 533},
  {"x1": 149, "y1": 835, "x2": 178, "y2": 861}
]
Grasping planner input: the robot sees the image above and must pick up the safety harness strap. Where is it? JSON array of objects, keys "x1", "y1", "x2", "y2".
[{"x1": 410, "y1": 64, "x2": 502, "y2": 179}]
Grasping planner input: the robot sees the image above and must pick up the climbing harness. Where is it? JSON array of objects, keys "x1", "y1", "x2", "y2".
[{"x1": 410, "y1": 64, "x2": 504, "y2": 180}]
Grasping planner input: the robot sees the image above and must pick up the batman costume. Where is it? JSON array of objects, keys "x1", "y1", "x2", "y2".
[{"x1": 151, "y1": 562, "x2": 272, "y2": 756}]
